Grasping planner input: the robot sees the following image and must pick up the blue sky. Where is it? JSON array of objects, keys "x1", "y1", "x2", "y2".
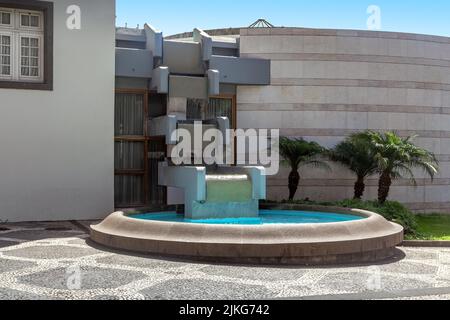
[{"x1": 116, "y1": 0, "x2": 450, "y2": 37}]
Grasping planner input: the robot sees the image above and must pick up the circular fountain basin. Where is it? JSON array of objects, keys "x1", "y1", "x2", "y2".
[
  {"x1": 90, "y1": 205, "x2": 404, "y2": 265},
  {"x1": 132, "y1": 210, "x2": 365, "y2": 225}
]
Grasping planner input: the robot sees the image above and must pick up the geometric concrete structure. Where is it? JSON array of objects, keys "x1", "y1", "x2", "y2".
[
  {"x1": 90, "y1": 205, "x2": 404, "y2": 265},
  {"x1": 158, "y1": 164, "x2": 266, "y2": 219},
  {"x1": 149, "y1": 113, "x2": 266, "y2": 220},
  {"x1": 117, "y1": 23, "x2": 273, "y2": 221}
]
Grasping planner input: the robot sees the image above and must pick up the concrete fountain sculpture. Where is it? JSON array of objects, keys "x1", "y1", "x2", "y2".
[
  {"x1": 91, "y1": 115, "x2": 404, "y2": 265},
  {"x1": 151, "y1": 114, "x2": 266, "y2": 219},
  {"x1": 159, "y1": 163, "x2": 266, "y2": 220}
]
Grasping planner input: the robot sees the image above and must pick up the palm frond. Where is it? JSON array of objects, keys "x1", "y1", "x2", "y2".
[
  {"x1": 279, "y1": 137, "x2": 328, "y2": 172},
  {"x1": 330, "y1": 134, "x2": 378, "y2": 178},
  {"x1": 359, "y1": 130, "x2": 439, "y2": 182}
]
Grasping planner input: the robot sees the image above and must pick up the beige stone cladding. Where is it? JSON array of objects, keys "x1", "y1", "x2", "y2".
[{"x1": 238, "y1": 28, "x2": 450, "y2": 213}]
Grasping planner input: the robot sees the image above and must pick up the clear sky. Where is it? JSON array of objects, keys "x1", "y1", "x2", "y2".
[{"x1": 116, "y1": 0, "x2": 450, "y2": 37}]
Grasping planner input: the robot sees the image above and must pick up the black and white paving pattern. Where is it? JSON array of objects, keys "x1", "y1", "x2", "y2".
[{"x1": 0, "y1": 221, "x2": 449, "y2": 300}]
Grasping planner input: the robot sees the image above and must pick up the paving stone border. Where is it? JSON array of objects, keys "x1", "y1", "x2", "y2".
[
  {"x1": 402, "y1": 241, "x2": 450, "y2": 248},
  {"x1": 0, "y1": 222, "x2": 449, "y2": 300}
]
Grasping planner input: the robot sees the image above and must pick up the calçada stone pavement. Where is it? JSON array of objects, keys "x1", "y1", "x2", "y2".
[{"x1": 0, "y1": 220, "x2": 450, "y2": 300}]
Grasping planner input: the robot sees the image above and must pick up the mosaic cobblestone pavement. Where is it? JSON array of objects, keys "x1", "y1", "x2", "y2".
[{"x1": 1, "y1": 221, "x2": 450, "y2": 300}]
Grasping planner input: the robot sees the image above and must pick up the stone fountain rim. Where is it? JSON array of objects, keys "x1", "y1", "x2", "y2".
[{"x1": 90, "y1": 205, "x2": 404, "y2": 264}]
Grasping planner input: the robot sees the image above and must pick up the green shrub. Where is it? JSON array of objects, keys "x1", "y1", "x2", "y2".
[
  {"x1": 337, "y1": 199, "x2": 417, "y2": 234},
  {"x1": 271, "y1": 198, "x2": 418, "y2": 235}
]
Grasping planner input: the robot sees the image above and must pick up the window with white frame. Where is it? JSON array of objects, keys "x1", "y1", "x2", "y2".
[{"x1": 0, "y1": 7, "x2": 44, "y2": 82}]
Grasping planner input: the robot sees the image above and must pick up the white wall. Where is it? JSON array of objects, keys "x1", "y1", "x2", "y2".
[{"x1": 0, "y1": 0, "x2": 116, "y2": 222}]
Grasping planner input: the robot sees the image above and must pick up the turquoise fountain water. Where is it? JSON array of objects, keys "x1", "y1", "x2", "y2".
[
  {"x1": 132, "y1": 209, "x2": 364, "y2": 225},
  {"x1": 156, "y1": 162, "x2": 365, "y2": 224}
]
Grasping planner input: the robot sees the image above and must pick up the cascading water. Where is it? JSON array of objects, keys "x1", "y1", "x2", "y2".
[
  {"x1": 205, "y1": 174, "x2": 252, "y2": 202},
  {"x1": 191, "y1": 173, "x2": 259, "y2": 219}
]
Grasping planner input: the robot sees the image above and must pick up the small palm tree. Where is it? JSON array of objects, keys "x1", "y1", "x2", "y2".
[
  {"x1": 279, "y1": 137, "x2": 330, "y2": 201},
  {"x1": 330, "y1": 134, "x2": 378, "y2": 199},
  {"x1": 363, "y1": 131, "x2": 439, "y2": 204}
]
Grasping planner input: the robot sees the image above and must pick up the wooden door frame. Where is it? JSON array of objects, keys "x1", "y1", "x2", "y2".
[
  {"x1": 209, "y1": 93, "x2": 237, "y2": 129},
  {"x1": 114, "y1": 91, "x2": 236, "y2": 207}
]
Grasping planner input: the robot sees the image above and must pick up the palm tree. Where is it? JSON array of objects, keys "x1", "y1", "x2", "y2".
[
  {"x1": 279, "y1": 137, "x2": 330, "y2": 201},
  {"x1": 363, "y1": 131, "x2": 439, "y2": 204},
  {"x1": 330, "y1": 134, "x2": 378, "y2": 199}
]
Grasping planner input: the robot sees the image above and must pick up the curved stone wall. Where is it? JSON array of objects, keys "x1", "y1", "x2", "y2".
[
  {"x1": 237, "y1": 28, "x2": 450, "y2": 212},
  {"x1": 91, "y1": 207, "x2": 403, "y2": 265}
]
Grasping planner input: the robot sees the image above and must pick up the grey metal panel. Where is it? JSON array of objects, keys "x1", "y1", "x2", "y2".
[
  {"x1": 169, "y1": 75, "x2": 208, "y2": 100},
  {"x1": 210, "y1": 55, "x2": 271, "y2": 85},
  {"x1": 163, "y1": 40, "x2": 204, "y2": 75},
  {"x1": 115, "y1": 48, "x2": 153, "y2": 78}
]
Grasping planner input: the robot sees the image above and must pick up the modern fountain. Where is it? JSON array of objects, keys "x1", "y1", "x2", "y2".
[
  {"x1": 151, "y1": 115, "x2": 266, "y2": 220},
  {"x1": 91, "y1": 115, "x2": 404, "y2": 265},
  {"x1": 159, "y1": 163, "x2": 265, "y2": 220}
]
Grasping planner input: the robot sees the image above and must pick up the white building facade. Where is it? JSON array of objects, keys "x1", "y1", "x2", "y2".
[{"x1": 0, "y1": 0, "x2": 115, "y2": 222}]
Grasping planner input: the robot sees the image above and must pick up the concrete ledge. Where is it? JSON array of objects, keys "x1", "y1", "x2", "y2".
[
  {"x1": 210, "y1": 55, "x2": 271, "y2": 85},
  {"x1": 169, "y1": 75, "x2": 208, "y2": 99},
  {"x1": 115, "y1": 48, "x2": 153, "y2": 78},
  {"x1": 402, "y1": 240, "x2": 450, "y2": 248},
  {"x1": 90, "y1": 205, "x2": 404, "y2": 265},
  {"x1": 240, "y1": 27, "x2": 450, "y2": 45}
]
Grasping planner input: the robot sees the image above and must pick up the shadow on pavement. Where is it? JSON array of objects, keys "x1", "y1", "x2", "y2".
[{"x1": 85, "y1": 236, "x2": 407, "y2": 270}]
